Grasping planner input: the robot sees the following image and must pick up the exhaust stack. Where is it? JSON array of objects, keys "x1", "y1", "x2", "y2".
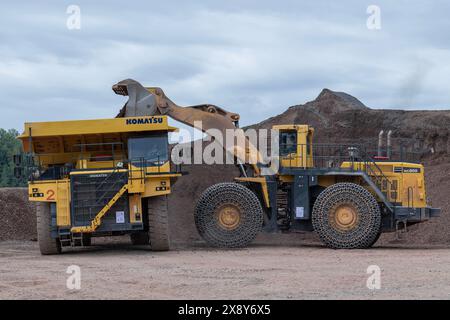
[
  {"x1": 378, "y1": 130, "x2": 384, "y2": 157},
  {"x1": 386, "y1": 130, "x2": 392, "y2": 159}
]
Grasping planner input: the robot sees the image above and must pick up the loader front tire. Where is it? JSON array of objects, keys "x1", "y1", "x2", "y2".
[
  {"x1": 195, "y1": 183, "x2": 264, "y2": 248},
  {"x1": 147, "y1": 196, "x2": 170, "y2": 251},
  {"x1": 36, "y1": 202, "x2": 61, "y2": 255},
  {"x1": 312, "y1": 182, "x2": 381, "y2": 249}
]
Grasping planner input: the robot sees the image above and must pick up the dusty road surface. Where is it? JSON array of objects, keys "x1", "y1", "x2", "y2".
[{"x1": 0, "y1": 237, "x2": 449, "y2": 300}]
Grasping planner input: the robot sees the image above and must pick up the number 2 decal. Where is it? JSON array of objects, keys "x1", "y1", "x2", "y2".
[{"x1": 46, "y1": 189, "x2": 55, "y2": 201}]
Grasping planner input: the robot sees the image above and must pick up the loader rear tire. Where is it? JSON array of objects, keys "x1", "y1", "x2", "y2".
[
  {"x1": 195, "y1": 182, "x2": 264, "y2": 248},
  {"x1": 36, "y1": 202, "x2": 61, "y2": 255},
  {"x1": 130, "y1": 232, "x2": 150, "y2": 245},
  {"x1": 147, "y1": 196, "x2": 170, "y2": 251},
  {"x1": 312, "y1": 182, "x2": 381, "y2": 249}
]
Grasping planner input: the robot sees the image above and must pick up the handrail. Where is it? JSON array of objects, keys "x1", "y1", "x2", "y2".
[
  {"x1": 94, "y1": 171, "x2": 128, "y2": 206},
  {"x1": 279, "y1": 143, "x2": 398, "y2": 204},
  {"x1": 359, "y1": 148, "x2": 396, "y2": 193},
  {"x1": 93, "y1": 164, "x2": 127, "y2": 195}
]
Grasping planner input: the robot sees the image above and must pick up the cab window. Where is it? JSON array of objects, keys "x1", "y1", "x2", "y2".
[
  {"x1": 280, "y1": 131, "x2": 297, "y2": 156},
  {"x1": 128, "y1": 134, "x2": 168, "y2": 166}
]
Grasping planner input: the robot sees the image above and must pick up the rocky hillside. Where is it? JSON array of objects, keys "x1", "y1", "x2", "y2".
[{"x1": 252, "y1": 88, "x2": 450, "y2": 156}]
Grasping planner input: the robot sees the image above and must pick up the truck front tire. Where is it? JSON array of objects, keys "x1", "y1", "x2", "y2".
[
  {"x1": 36, "y1": 202, "x2": 61, "y2": 255},
  {"x1": 147, "y1": 196, "x2": 170, "y2": 251}
]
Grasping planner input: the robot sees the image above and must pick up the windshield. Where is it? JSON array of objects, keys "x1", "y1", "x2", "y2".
[
  {"x1": 128, "y1": 134, "x2": 168, "y2": 166},
  {"x1": 279, "y1": 131, "x2": 297, "y2": 156}
]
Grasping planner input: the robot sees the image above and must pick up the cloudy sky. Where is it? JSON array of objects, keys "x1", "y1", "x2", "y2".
[{"x1": 1, "y1": 0, "x2": 450, "y2": 131}]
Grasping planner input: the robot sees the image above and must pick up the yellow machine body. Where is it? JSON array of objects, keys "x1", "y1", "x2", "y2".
[
  {"x1": 238, "y1": 124, "x2": 432, "y2": 221},
  {"x1": 18, "y1": 115, "x2": 181, "y2": 233}
]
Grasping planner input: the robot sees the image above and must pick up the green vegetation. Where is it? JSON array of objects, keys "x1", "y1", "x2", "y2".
[{"x1": 0, "y1": 129, "x2": 26, "y2": 187}]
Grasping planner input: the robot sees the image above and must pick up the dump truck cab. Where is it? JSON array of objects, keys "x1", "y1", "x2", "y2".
[{"x1": 17, "y1": 115, "x2": 181, "y2": 254}]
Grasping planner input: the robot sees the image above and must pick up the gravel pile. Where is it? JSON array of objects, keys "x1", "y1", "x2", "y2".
[{"x1": 0, "y1": 188, "x2": 36, "y2": 241}]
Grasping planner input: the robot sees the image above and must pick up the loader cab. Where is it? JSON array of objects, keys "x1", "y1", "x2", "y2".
[{"x1": 274, "y1": 125, "x2": 314, "y2": 168}]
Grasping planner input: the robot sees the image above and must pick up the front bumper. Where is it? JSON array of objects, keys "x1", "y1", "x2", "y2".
[{"x1": 394, "y1": 206, "x2": 441, "y2": 222}]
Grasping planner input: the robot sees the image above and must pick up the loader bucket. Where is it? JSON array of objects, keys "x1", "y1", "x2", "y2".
[{"x1": 113, "y1": 79, "x2": 159, "y2": 117}]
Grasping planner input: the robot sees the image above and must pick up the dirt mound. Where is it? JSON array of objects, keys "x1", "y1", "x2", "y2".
[
  {"x1": 0, "y1": 188, "x2": 36, "y2": 241},
  {"x1": 378, "y1": 158, "x2": 450, "y2": 245},
  {"x1": 168, "y1": 164, "x2": 238, "y2": 244}
]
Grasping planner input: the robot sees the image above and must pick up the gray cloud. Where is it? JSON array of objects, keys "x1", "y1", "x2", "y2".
[{"x1": 1, "y1": 0, "x2": 450, "y2": 131}]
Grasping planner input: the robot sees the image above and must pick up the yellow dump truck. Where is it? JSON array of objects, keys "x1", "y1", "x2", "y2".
[{"x1": 16, "y1": 115, "x2": 181, "y2": 254}]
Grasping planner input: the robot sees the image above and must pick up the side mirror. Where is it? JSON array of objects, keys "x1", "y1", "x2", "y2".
[
  {"x1": 14, "y1": 167, "x2": 23, "y2": 179},
  {"x1": 13, "y1": 154, "x2": 22, "y2": 166}
]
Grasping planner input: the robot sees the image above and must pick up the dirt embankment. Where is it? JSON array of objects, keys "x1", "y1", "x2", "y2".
[
  {"x1": 1, "y1": 88, "x2": 449, "y2": 246},
  {"x1": 0, "y1": 188, "x2": 36, "y2": 241},
  {"x1": 378, "y1": 157, "x2": 450, "y2": 245}
]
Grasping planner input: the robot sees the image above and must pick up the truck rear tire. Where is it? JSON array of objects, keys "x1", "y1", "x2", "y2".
[
  {"x1": 147, "y1": 196, "x2": 170, "y2": 251},
  {"x1": 312, "y1": 182, "x2": 381, "y2": 249},
  {"x1": 36, "y1": 202, "x2": 61, "y2": 255},
  {"x1": 195, "y1": 182, "x2": 264, "y2": 248}
]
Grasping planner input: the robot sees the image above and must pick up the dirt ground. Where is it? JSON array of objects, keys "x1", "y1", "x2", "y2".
[{"x1": 0, "y1": 236, "x2": 449, "y2": 300}]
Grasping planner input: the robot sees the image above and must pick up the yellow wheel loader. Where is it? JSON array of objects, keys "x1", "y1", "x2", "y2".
[{"x1": 112, "y1": 79, "x2": 440, "y2": 249}]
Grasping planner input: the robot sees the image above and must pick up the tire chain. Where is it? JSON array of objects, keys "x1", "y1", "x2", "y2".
[
  {"x1": 312, "y1": 182, "x2": 381, "y2": 249},
  {"x1": 195, "y1": 182, "x2": 264, "y2": 248}
]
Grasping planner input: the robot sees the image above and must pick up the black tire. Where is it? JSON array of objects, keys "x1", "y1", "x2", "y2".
[
  {"x1": 147, "y1": 196, "x2": 170, "y2": 251},
  {"x1": 312, "y1": 182, "x2": 381, "y2": 249},
  {"x1": 130, "y1": 232, "x2": 150, "y2": 245},
  {"x1": 195, "y1": 182, "x2": 264, "y2": 248},
  {"x1": 369, "y1": 230, "x2": 382, "y2": 247},
  {"x1": 36, "y1": 202, "x2": 61, "y2": 255}
]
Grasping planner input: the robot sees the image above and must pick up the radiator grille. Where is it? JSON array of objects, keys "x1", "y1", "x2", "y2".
[{"x1": 70, "y1": 171, "x2": 129, "y2": 229}]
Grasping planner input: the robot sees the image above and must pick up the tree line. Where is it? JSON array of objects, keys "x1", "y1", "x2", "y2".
[{"x1": 0, "y1": 128, "x2": 27, "y2": 187}]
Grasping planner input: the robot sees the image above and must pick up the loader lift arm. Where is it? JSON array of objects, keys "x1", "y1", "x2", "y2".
[{"x1": 113, "y1": 79, "x2": 264, "y2": 176}]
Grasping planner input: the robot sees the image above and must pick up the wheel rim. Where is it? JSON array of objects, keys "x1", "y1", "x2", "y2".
[
  {"x1": 330, "y1": 203, "x2": 359, "y2": 231},
  {"x1": 217, "y1": 204, "x2": 241, "y2": 230}
]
